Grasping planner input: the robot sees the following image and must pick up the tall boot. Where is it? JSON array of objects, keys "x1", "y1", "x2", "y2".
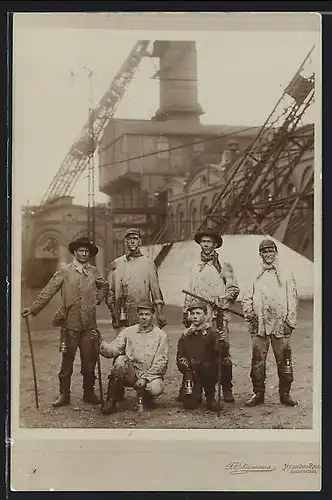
[
  {"x1": 53, "y1": 376, "x2": 71, "y2": 407},
  {"x1": 221, "y1": 363, "x2": 235, "y2": 403},
  {"x1": 205, "y1": 387, "x2": 219, "y2": 412},
  {"x1": 278, "y1": 356, "x2": 298, "y2": 406},
  {"x1": 245, "y1": 364, "x2": 265, "y2": 406},
  {"x1": 83, "y1": 374, "x2": 101, "y2": 404},
  {"x1": 101, "y1": 377, "x2": 123, "y2": 415},
  {"x1": 279, "y1": 377, "x2": 298, "y2": 407}
]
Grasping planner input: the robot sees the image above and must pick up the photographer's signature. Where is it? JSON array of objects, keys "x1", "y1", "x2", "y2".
[
  {"x1": 225, "y1": 461, "x2": 276, "y2": 474},
  {"x1": 225, "y1": 461, "x2": 321, "y2": 475}
]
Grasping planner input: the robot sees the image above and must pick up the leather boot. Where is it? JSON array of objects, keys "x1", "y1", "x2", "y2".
[
  {"x1": 280, "y1": 392, "x2": 298, "y2": 407},
  {"x1": 245, "y1": 393, "x2": 265, "y2": 407},
  {"x1": 205, "y1": 389, "x2": 220, "y2": 412},
  {"x1": 83, "y1": 376, "x2": 101, "y2": 404},
  {"x1": 53, "y1": 377, "x2": 71, "y2": 407},
  {"x1": 101, "y1": 377, "x2": 122, "y2": 415},
  {"x1": 221, "y1": 363, "x2": 235, "y2": 402},
  {"x1": 175, "y1": 384, "x2": 184, "y2": 402},
  {"x1": 142, "y1": 390, "x2": 155, "y2": 409}
]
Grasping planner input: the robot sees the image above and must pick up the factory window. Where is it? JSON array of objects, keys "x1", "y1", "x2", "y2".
[
  {"x1": 156, "y1": 136, "x2": 170, "y2": 159},
  {"x1": 189, "y1": 201, "x2": 197, "y2": 234},
  {"x1": 301, "y1": 166, "x2": 312, "y2": 188},
  {"x1": 200, "y1": 175, "x2": 208, "y2": 188},
  {"x1": 287, "y1": 183, "x2": 296, "y2": 196},
  {"x1": 200, "y1": 197, "x2": 210, "y2": 223}
]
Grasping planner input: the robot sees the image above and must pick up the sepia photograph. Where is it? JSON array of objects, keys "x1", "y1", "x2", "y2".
[{"x1": 10, "y1": 11, "x2": 322, "y2": 491}]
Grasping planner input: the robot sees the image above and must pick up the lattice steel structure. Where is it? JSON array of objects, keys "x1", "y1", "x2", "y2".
[
  {"x1": 41, "y1": 40, "x2": 150, "y2": 205},
  {"x1": 196, "y1": 46, "x2": 315, "y2": 258}
]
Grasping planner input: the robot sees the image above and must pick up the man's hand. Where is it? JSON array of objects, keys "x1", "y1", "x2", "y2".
[
  {"x1": 215, "y1": 297, "x2": 229, "y2": 310},
  {"x1": 92, "y1": 329, "x2": 102, "y2": 342},
  {"x1": 178, "y1": 357, "x2": 190, "y2": 369},
  {"x1": 218, "y1": 331, "x2": 227, "y2": 342},
  {"x1": 157, "y1": 313, "x2": 167, "y2": 329},
  {"x1": 21, "y1": 308, "x2": 32, "y2": 318},
  {"x1": 135, "y1": 378, "x2": 147, "y2": 389}
]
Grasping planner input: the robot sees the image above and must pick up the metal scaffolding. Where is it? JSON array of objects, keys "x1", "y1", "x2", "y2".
[
  {"x1": 40, "y1": 40, "x2": 150, "y2": 205},
  {"x1": 197, "y1": 47, "x2": 315, "y2": 241}
]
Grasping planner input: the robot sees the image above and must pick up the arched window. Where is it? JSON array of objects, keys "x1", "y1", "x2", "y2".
[
  {"x1": 201, "y1": 175, "x2": 208, "y2": 188},
  {"x1": 261, "y1": 189, "x2": 272, "y2": 202},
  {"x1": 301, "y1": 166, "x2": 313, "y2": 188},
  {"x1": 287, "y1": 183, "x2": 296, "y2": 196},
  {"x1": 200, "y1": 197, "x2": 210, "y2": 224},
  {"x1": 176, "y1": 204, "x2": 185, "y2": 239},
  {"x1": 189, "y1": 201, "x2": 197, "y2": 234},
  {"x1": 156, "y1": 136, "x2": 169, "y2": 159}
]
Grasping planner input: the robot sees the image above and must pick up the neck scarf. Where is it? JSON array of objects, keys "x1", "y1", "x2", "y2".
[
  {"x1": 256, "y1": 257, "x2": 282, "y2": 286},
  {"x1": 126, "y1": 249, "x2": 143, "y2": 261},
  {"x1": 73, "y1": 258, "x2": 90, "y2": 276},
  {"x1": 199, "y1": 250, "x2": 222, "y2": 274},
  {"x1": 187, "y1": 320, "x2": 211, "y2": 336},
  {"x1": 138, "y1": 324, "x2": 154, "y2": 334}
]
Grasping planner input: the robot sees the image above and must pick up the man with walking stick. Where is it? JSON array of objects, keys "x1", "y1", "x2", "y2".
[
  {"x1": 21, "y1": 237, "x2": 109, "y2": 408},
  {"x1": 181, "y1": 226, "x2": 240, "y2": 403}
]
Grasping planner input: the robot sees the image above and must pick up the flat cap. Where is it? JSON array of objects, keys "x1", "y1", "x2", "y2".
[
  {"x1": 187, "y1": 301, "x2": 208, "y2": 313},
  {"x1": 124, "y1": 228, "x2": 141, "y2": 239},
  {"x1": 259, "y1": 239, "x2": 277, "y2": 251},
  {"x1": 136, "y1": 302, "x2": 155, "y2": 312}
]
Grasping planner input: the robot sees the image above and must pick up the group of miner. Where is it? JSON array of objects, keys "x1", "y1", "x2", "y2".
[{"x1": 22, "y1": 226, "x2": 299, "y2": 415}]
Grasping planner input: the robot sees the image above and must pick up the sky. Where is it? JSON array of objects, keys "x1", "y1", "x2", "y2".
[{"x1": 13, "y1": 22, "x2": 318, "y2": 207}]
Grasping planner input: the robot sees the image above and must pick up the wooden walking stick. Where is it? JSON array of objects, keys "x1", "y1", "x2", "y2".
[{"x1": 24, "y1": 315, "x2": 39, "y2": 409}]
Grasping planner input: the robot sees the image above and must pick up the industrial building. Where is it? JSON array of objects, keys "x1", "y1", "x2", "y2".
[{"x1": 21, "y1": 40, "x2": 315, "y2": 290}]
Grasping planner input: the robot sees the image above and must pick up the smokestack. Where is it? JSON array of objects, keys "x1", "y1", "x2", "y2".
[{"x1": 151, "y1": 41, "x2": 203, "y2": 123}]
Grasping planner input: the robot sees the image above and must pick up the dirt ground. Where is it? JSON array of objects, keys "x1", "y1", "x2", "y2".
[{"x1": 18, "y1": 289, "x2": 314, "y2": 429}]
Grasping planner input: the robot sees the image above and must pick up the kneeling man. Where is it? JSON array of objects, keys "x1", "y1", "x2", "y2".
[
  {"x1": 93, "y1": 302, "x2": 169, "y2": 414},
  {"x1": 176, "y1": 301, "x2": 222, "y2": 412}
]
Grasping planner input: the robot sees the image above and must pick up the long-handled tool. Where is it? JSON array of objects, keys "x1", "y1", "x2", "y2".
[
  {"x1": 24, "y1": 316, "x2": 39, "y2": 409},
  {"x1": 182, "y1": 289, "x2": 245, "y2": 319},
  {"x1": 216, "y1": 338, "x2": 223, "y2": 417}
]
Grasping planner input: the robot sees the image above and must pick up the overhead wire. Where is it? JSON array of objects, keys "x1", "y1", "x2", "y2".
[{"x1": 98, "y1": 125, "x2": 259, "y2": 169}]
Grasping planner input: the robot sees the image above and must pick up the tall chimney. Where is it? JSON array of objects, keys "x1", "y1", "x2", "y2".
[{"x1": 151, "y1": 41, "x2": 203, "y2": 123}]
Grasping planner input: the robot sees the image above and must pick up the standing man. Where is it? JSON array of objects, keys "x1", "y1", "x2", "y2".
[
  {"x1": 21, "y1": 236, "x2": 109, "y2": 407},
  {"x1": 106, "y1": 228, "x2": 167, "y2": 332},
  {"x1": 182, "y1": 227, "x2": 240, "y2": 403},
  {"x1": 242, "y1": 239, "x2": 299, "y2": 407},
  {"x1": 93, "y1": 302, "x2": 169, "y2": 414}
]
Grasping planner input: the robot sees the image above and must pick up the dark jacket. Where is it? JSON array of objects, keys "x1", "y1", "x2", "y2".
[{"x1": 176, "y1": 322, "x2": 219, "y2": 375}]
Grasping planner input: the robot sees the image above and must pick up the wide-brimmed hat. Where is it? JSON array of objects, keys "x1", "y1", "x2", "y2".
[
  {"x1": 136, "y1": 302, "x2": 155, "y2": 313},
  {"x1": 194, "y1": 228, "x2": 223, "y2": 248},
  {"x1": 68, "y1": 236, "x2": 99, "y2": 257}
]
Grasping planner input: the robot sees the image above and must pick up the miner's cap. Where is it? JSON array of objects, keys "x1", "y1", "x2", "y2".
[
  {"x1": 136, "y1": 302, "x2": 155, "y2": 313},
  {"x1": 124, "y1": 228, "x2": 141, "y2": 239},
  {"x1": 259, "y1": 239, "x2": 277, "y2": 252},
  {"x1": 187, "y1": 301, "x2": 208, "y2": 313}
]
